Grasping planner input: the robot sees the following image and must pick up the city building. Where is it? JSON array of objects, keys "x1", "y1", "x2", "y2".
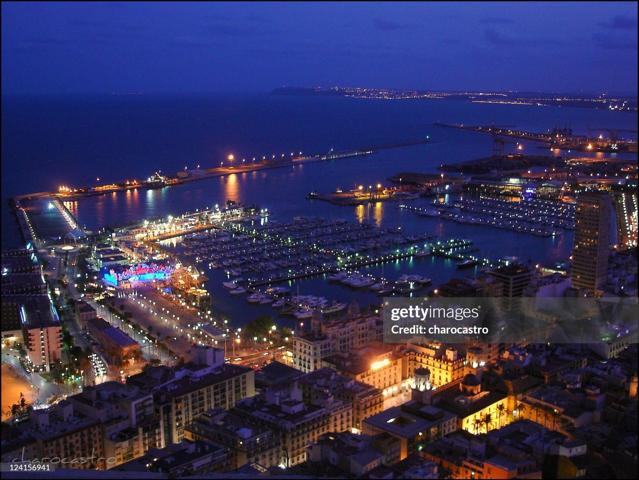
[
  {"x1": 433, "y1": 373, "x2": 510, "y2": 435},
  {"x1": 128, "y1": 348, "x2": 255, "y2": 447},
  {"x1": 321, "y1": 343, "x2": 405, "y2": 398},
  {"x1": 436, "y1": 275, "x2": 503, "y2": 298},
  {"x1": 86, "y1": 317, "x2": 141, "y2": 367},
  {"x1": 362, "y1": 401, "x2": 457, "y2": 460},
  {"x1": 307, "y1": 431, "x2": 402, "y2": 477},
  {"x1": 115, "y1": 439, "x2": 229, "y2": 476},
  {"x1": 487, "y1": 262, "x2": 534, "y2": 311},
  {"x1": 571, "y1": 191, "x2": 612, "y2": 294},
  {"x1": 185, "y1": 408, "x2": 281, "y2": 470},
  {"x1": 1, "y1": 248, "x2": 40, "y2": 274},
  {"x1": 75, "y1": 300, "x2": 98, "y2": 328},
  {"x1": 611, "y1": 184, "x2": 638, "y2": 249},
  {"x1": 1, "y1": 401, "x2": 105, "y2": 470},
  {"x1": 255, "y1": 360, "x2": 304, "y2": 393},
  {"x1": 517, "y1": 384, "x2": 602, "y2": 433},
  {"x1": 299, "y1": 367, "x2": 384, "y2": 430},
  {"x1": 421, "y1": 425, "x2": 549, "y2": 479},
  {"x1": 19, "y1": 295, "x2": 62, "y2": 372},
  {"x1": 69, "y1": 381, "x2": 160, "y2": 468},
  {"x1": 292, "y1": 312, "x2": 383, "y2": 373},
  {"x1": 404, "y1": 343, "x2": 466, "y2": 389},
  {"x1": 1, "y1": 301, "x2": 23, "y2": 344},
  {"x1": 233, "y1": 384, "x2": 353, "y2": 467},
  {"x1": 1, "y1": 250, "x2": 55, "y2": 351}
]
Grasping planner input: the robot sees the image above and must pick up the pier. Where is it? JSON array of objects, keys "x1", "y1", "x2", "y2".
[
  {"x1": 22, "y1": 139, "x2": 430, "y2": 204},
  {"x1": 307, "y1": 184, "x2": 418, "y2": 205}
]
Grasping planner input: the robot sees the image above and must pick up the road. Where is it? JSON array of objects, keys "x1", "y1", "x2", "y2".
[{"x1": 1, "y1": 352, "x2": 65, "y2": 408}]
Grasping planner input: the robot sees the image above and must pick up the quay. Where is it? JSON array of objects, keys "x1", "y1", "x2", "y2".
[
  {"x1": 307, "y1": 184, "x2": 418, "y2": 205},
  {"x1": 16, "y1": 139, "x2": 430, "y2": 204}
]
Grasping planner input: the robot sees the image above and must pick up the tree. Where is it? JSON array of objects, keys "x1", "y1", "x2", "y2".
[
  {"x1": 10, "y1": 393, "x2": 31, "y2": 420},
  {"x1": 497, "y1": 403, "x2": 506, "y2": 428},
  {"x1": 243, "y1": 315, "x2": 275, "y2": 340},
  {"x1": 473, "y1": 417, "x2": 482, "y2": 435},
  {"x1": 483, "y1": 413, "x2": 493, "y2": 433}
]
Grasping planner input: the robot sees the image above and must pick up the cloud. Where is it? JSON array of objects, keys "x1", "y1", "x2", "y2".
[
  {"x1": 373, "y1": 18, "x2": 410, "y2": 31},
  {"x1": 592, "y1": 32, "x2": 637, "y2": 51},
  {"x1": 598, "y1": 15, "x2": 637, "y2": 31},
  {"x1": 480, "y1": 17, "x2": 514, "y2": 25}
]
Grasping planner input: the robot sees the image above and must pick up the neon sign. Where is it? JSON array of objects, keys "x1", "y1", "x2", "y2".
[{"x1": 102, "y1": 262, "x2": 173, "y2": 287}]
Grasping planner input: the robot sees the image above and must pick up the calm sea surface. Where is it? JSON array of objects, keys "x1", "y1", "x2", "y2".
[{"x1": 2, "y1": 94, "x2": 636, "y2": 323}]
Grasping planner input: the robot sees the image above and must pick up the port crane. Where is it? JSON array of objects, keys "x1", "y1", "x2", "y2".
[{"x1": 486, "y1": 125, "x2": 517, "y2": 157}]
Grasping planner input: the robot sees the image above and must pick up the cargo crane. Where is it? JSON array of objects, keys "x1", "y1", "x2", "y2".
[{"x1": 487, "y1": 126, "x2": 517, "y2": 157}]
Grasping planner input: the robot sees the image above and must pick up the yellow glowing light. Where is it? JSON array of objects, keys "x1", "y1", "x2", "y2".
[
  {"x1": 377, "y1": 183, "x2": 382, "y2": 189},
  {"x1": 586, "y1": 144, "x2": 593, "y2": 150},
  {"x1": 358, "y1": 185, "x2": 364, "y2": 191},
  {"x1": 371, "y1": 358, "x2": 390, "y2": 370},
  {"x1": 227, "y1": 154, "x2": 235, "y2": 161}
]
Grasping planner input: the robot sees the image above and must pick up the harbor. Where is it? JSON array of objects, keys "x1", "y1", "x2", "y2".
[
  {"x1": 400, "y1": 196, "x2": 576, "y2": 237},
  {"x1": 17, "y1": 141, "x2": 429, "y2": 203},
  {"x1": 150, "y1": 208, "x2": 505, "y2": 322}
]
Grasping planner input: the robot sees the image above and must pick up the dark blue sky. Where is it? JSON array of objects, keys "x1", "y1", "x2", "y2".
[{"x1": 2, "y1": 2, "x2": 637, "y2": 95}]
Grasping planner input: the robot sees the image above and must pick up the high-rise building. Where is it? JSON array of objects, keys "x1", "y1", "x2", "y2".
[
  {"x1": 127, "y1": 347, "x2": 255, "y2": 447},
  {"x1": 571, "y1": 192, "x2": 612, "y2": 293},
  {"x1": 19, "y1": 296, "x2": 63, "y2": 372},
  {"x1": 487, "y1": 262, "x2": 533, "y2": 312},
  {"x1": 612, "y1": 185, "x2": 638, "y2": 249}
]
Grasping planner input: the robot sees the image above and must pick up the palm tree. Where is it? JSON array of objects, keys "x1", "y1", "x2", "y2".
[
  {"x1": 473, "y1": 417, "x2": 482, "y2": 435},
  {"x1": 497, "y1": 403, "x2": 506, "y2": 428},
  {"x1": 483, "y1": 413, "x2": 493, "y2": 433}
]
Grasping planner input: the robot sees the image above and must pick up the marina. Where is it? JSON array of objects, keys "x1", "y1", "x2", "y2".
[
  {"x1": 155, "y1": 212, "x2": 492, "y2": 319},
  {"x1": 400, "y1": 196, "x2": 575, "y2": 237}
]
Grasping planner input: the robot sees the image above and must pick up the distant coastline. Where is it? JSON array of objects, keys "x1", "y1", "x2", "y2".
[{"x1": 272, "y1": 86, "x2": 637, "y2": 111}]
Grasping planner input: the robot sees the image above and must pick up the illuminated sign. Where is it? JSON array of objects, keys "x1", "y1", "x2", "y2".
[{"x1": 102, "y1": 263, "x2": 173, "y2": 287}]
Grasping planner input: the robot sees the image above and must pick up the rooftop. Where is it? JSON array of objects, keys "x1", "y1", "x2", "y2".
[
  {"x1": 299, "y1": 367, "x2": 382, "y2": 398},
  {"x1": 363, "y1": 401, "x2": 455, "y2": 439},
  {"x1": 256, "y1": 361, "x2": 304, "y2": 389}
]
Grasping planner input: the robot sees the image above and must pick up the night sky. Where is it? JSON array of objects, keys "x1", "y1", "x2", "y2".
[{"x1": 2, "y1": 1, "x2": 637, "y2": 95}]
